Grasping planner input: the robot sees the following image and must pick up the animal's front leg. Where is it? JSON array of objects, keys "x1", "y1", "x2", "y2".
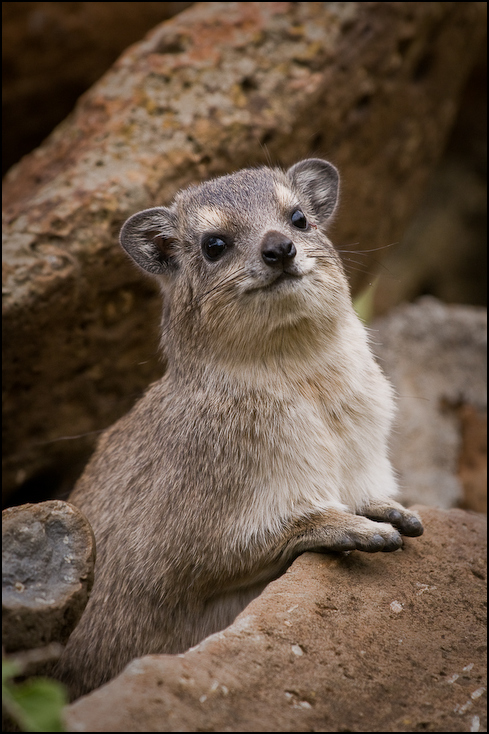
[
  {"x1": 279, "y1": 507, "x2": 404, "y2": 563},
  {"x1": 359, "y1": 499, "x2": 424, "y2": 537}
]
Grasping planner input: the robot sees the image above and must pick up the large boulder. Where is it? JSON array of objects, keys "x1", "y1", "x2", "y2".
[
  {"x1": 2, "y1": 2, "x2": 192, "y2": 175},
  {"x1": 373, "y1": 40, "x2": 487, "y2": 316},
  {"x1": 65, "y1": 506, "x2": 487, "y2": 732},
  {"x1": 3, "y1": 1, "x2": 486, "y2": 501}
]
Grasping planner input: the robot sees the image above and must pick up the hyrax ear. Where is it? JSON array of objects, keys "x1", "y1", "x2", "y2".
[
  {"x1": 119, "y1": 206, "x2": 178, "y2": 275},
  {"x1": 286, "y1": 159, "x2": 339, "y2": 223}
]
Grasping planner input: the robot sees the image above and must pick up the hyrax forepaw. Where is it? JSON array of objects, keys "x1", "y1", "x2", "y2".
[
  {"x1": 328, "y1": 526, "x2": 402, "y2": 554},
  {"x1": 297, "y1": 511, "x2": 406, "y2": 556},
  {"x1": 361, "y1": 502, "x2": 424, "y2": 538},
  {"x1": 385, "y1": 509, "x2": 423, "y2": 537}
]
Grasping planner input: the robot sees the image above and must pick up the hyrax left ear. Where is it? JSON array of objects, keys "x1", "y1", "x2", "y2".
[
  {"x1": 119, "y1": 206, "x2": 178, "y2": 275},
  {"x1": 287, "y1": 158, "x2": 339, "y2": 223}
]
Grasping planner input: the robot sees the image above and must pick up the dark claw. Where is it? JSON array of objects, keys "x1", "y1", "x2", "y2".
[
  {"x1": 400, "y1": 515, "x2": 424, "y2": 537},
  {"x1": 356, "y1": 531, "x2": 403, "y2": 553},
  {"x1": 381, "y1": 532, "x2": 403, "y2": 552},
  {"x1": 385, "y1": 509, "x2": 423, "y2": 537},
  {"x1": 386, "y1": 509, "x2": 403, "y2": 525},
  {"x1": 327, "y1": 527, "x2": 405, "y2": 554},
  {"x1": 357, "y1": 533, "x2": 386, "y2": 553}
]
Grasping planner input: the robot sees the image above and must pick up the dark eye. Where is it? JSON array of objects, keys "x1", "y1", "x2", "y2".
[
  {"x1": 291, "y1": 209, "x2": 308, "y2": 229},
  {"x1": 202, "y1": 235, "x2": 228, "y2": 262}
]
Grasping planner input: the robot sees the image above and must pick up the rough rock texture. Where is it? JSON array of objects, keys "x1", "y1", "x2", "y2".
[
  {"x1": 2, "y1": 500, "x2": 95, "y2": 652},
  {"x1": 3, "y1": 1, "x2": 486, "y2": 501},
  {"x1": 65, "y1": 506, "x2": 487, "y2": 733},
  {"x1": 2, "y1": 1, "x2": 192, "y2": 175},
  {"x1": 373, "y1": 39, "x2": 487, "y2": 316},
  {"x1": 372, "y1": 297, "x2": 487, "y2": 510}
]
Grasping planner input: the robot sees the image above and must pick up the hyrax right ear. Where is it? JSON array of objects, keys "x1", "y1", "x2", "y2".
[
  {"x1": 119, "y1": 207, "x2": 178, "y2": 275},
  {"x1": 287, "y1": 158, "x2": 339, "y2": 223}
]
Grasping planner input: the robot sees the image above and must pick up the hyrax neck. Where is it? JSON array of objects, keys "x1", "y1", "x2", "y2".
[{"x1": 166, "y1": 306, "x2": 369, "y2": 400}]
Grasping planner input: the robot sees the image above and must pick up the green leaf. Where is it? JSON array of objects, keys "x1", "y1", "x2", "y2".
[
  {"x1": 3, "y1": 670, "x2": 68, "y2": 733},
  {"x1": 2, "y1": 658, "x2": 21, "y2": 684}
]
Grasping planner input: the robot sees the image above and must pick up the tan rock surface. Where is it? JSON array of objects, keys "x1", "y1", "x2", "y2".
[
  {"x1": 3, "y1": 1, "x2": 486, "y2": 500},
  {"x1": 65, "y1": 506, "x2": 487, "y2": 733},
  {"x1": 2, "y1": 2, "x2": 192, "y2": 174}
]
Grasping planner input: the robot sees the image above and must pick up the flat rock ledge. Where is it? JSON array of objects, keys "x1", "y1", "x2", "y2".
[{"x1": 65, "y1": 506, "x2": 486, "y2": 733}]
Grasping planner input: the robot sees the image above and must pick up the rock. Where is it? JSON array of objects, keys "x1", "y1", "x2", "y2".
[
  {"x1": 65, "y1": 506, "x2": 486, "y2": 732},
  {"x1": 372, "y1": 297, "x2": 487, "y2": 510},
  {"x1": 3, "y1": 1, "x2": 487, "y2": 501},
  {"x1": 2, "y1": 500, "x2": 95, "y2": 652},
  {"x1": 373, "y1": 40, "x2": 487, "y2": 316},
  {"x1": 2, "y1": 2, "x2": 192, "y2": 175}
]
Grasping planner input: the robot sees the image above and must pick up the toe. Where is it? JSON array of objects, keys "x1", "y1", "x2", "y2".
[
  {"x1": 386, "y1": 509, "x2": 403, "y2": 525},
  {"x1": 356, "y1": 533, "x2": 386, "y2": 553},
  {"x1": 400, "y1": 514, "x2": 424, "y2": 537},
  {"x1": 381, "y1": 532, "x2": 403, "y2": 552}
]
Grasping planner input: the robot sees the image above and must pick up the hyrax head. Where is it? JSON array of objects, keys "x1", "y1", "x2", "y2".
[{"x1": 120, "y1": 159, "x2": 349, "y2": 357}]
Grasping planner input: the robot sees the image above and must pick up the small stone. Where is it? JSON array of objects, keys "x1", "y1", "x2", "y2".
[{"x1": 2, "y1": 500, "x2": 95, "y2": 652}]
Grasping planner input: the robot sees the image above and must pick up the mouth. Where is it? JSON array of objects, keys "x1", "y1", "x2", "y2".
[
  {"x1": 243, "y1": 270, "x2": 304, "y2": 295},
  {"x1": 261, "y1": 271, "x2": 302, "y2": 290}
]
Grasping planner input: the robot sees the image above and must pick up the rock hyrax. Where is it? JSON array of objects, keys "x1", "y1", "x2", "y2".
[{"x1": 56, "y1": 159, "x2": 423, "y2": 698}]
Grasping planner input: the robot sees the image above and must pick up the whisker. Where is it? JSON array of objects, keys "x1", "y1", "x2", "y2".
[
  {"x1": 305, "y1": 250, "x2": 336, "y2": 259},
  {"x1": 158, "y1": 269, "x2": 247, "y2": 344},
  {"x1": 199, "y1": 269, "x2": 247, "y2": 302},
  {"x1": 31, "y1": 429, "x2": 107, "y2": 446},
  {"x1": 336, "y1": 242, "x2": 399, "y2": 255},
  {"x1": 258, "y1": 140, "x2": 274, "y2": 168},
  {"x1": 306, "y1": 248, "x2": 400, "y2": 280},
  {"x1": 341, "y1": 256, "x2": 371, "y2": 268},
  {"x1": 343, "y1": 263, "x2": 373, "y2": 275},
  {"x1": 373, "y1": 259, "x2": 400, "y2": 281},
  {"x1": 158, "y1": 239, "x2": 399, "y2": 346}
]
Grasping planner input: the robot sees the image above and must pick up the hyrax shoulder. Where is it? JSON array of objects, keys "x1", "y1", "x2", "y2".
[{"x1": 56, "y1": 159, "x2": 423, "y2": 698}]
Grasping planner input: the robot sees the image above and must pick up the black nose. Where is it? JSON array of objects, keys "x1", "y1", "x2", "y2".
[{"x1": 261, "y1": 231, "x2": 296, "y2": 268}]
